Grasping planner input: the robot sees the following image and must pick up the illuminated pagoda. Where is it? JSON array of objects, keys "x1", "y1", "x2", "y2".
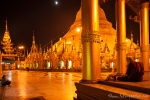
[
  {"x1": 23, "y1": 5, "x2": 139, "y2": 70},
  {"x1": 25, "y1": 32, "x2": 43, "y2": 69},
  {"x1": 46, "y1": 6, "x2": 139, "y2": 69},
  {"x1": 1, "y1": 19, "x2": 15, "y2": 54},
  {"x1": 0, "y1": 19, "x2": 16, "y2": 69}
]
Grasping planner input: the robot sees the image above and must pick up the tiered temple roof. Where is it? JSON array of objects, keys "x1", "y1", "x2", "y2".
[{"x1": 1, "y1": 19, "x2": 15, "y2": 55}]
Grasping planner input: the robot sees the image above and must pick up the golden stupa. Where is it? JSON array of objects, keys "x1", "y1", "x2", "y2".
[
  {"x1": 24, "y1": 6, "x2": 139, "y2": 70},
  {"x1": 51, "y1": 6, "x2": 139, "y2": 68}
]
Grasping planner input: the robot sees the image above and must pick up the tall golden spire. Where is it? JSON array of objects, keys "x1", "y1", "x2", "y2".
[
  {"x1": 3, "y1": 18, "x2": 10, "y2": 41},
  {"x1": 136, "y1": 40, "x2": 140, "y2": 49},
  {"x1": 137, "y1": 40, "x2": 139, "y2": 46},
  {"x1": 131, "y1": 31, "x2": 133, "y2": 42},
  {"x1": 54, "y1": 44, "x2": 57, "y2": 52},
  {"x1": 30, "y1": 30, "x2": 38, "y2": 53},
  {"x1": 1, "y1": 18, "x2": 15, "y2": 54},
  {"x1": 47, "y1": 46, "x2": 49, "y2": 52},
  {"x1": 4, "y1": 18, "x2": 10, "y2": 37},
  {"x1": 32, "y1": 30, "x2": 35, "y2": 46},
  {"x1": 130, "y1": 31, "x2": 134, "y2": 49},
  {"x1": 39, "y1": 43, "x2": 42, "y2": 54},
  {"x1": 5, "y1": 18, "x2": 8, "y2": 31},
  {"x1": 50, "y1": 39, "x2": 53, "y2": 52},
  {"x1": 43, "y1": 47, "x2": 45, "y2": 54}
]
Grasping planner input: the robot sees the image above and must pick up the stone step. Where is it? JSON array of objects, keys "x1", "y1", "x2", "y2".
[
  {"x1": 74, "y1": 82, "x2": 150, "y2": 100},
  {"x1": 98, "y1": 80, "x2": 150, "y2": 95}
]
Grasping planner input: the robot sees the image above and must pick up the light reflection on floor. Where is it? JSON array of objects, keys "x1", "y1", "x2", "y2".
[
  {"x1": 5, "y1": 71, "x2": 150, "y2": 100},
  {"x1": 3, "y1": 70, "x2": 83, "y2": 100}
]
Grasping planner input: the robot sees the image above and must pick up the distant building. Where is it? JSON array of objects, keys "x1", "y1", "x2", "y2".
[
  {"x1": 25, "y1": 32, "x2": 44, "y2": 69},
  {"x1": 0, "y1": 19, "x2": 17, "y2": 70},
  {"x1": 0, "y1": 19, "x2": 25, "y2": 70}
]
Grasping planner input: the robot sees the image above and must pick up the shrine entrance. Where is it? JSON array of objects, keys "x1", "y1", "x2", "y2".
[{"x1": 1, "y1": 54, "x2": 17, "y2": 70}]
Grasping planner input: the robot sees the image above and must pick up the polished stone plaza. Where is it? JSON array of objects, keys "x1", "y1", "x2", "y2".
[
  {"x1": 2, "y1": 70, "x2": 150, "y2": 100},
  {"x1": 2, "y1": 70, "x2": 109, "y2": 100},
  {"x1": 3, "y1": 70, "x2": 83, "y2": 100}
]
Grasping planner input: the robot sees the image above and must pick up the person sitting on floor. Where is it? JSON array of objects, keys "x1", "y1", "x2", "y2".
[
  {"x1": 1, "y1": 75, "x2": 11, "y2": 86},
  {"x1": 117, "y1": 57, "x2": 144, "y2": 82}
]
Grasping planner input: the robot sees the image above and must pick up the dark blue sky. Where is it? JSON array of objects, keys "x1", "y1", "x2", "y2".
[{"x1": 0, "y1": 0, "x2": 148, "y2": 51}]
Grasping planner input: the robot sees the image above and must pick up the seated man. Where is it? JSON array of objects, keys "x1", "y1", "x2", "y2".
[
  {"x1": 117, "y1": 57, "x2": 144, "y2": 82},
  {"x1": 1, "y1": 75, "x2": 11, "y2": 86}
]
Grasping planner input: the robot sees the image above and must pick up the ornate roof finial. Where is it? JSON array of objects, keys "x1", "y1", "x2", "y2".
[
  {"x1": 137, "y1": 40, "x2": 139, "y2": 46},
  {"x1": 130, "y1": 31, "x2": 134, "y2": 50},
  {"x1": 47, "y1": 46, "x2": 49, "y2": 52},
  {"x1": 136, "y1": 40, "x2": 140, "y2": 50},
  {"x1": 32, "y1": 30, "x2": 35, "y2": 45},
  {"x1": 50, "y1": 39, "x2": 53, "y2": 49},
  {"x1": 43, "y1": 47, "x2": 45, "y2": 53},
  {"x1": 54, "y1": 44, "x2": 57, "y2": 52},
  {"x1": 38, "y1": 43, "x2": 42, "y2": 54},
  {"x1": 131, "y1": 31, "x2": 133, "y2": 42},
  {"x1": 33, "y1": 30, "x2": 35, "y2": 39},
  {"x1": 5, "y1": 17, "x2": 8, "y2": 31}
]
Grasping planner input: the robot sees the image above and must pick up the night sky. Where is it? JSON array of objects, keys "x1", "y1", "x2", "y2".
[{"x1": 0, "y1": 0, "x2": 148, "y2": 51}]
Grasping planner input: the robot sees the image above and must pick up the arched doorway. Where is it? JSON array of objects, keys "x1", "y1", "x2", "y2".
[
  {"x1": 67, "y1": 59, "x2": 72, "y2": 69},
  {"x1": 58, "y1": 60, "x2": 64, "y2": 69},
  {"x1": 47, "y1": 61, "x2": 50, "y2": 69},
  {"x1": 36, "y1": 62, "x2": 38, "y2": 69}
]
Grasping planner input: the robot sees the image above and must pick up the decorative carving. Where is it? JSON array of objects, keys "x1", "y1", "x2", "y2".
[
  {"x1": 116, "y1": 43, "x2": 126, "y2": 51},
  {"x1": 81, "y1": 31, "x2": 100, "y2": 43},
  {"x1": 140, "y1": 45, "x2": 149, "y2": 52}
]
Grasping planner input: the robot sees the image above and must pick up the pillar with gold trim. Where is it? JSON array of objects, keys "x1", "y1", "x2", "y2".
[
  {"x1": 80, "y1": 0, "x2": 100, "y2": 83},
  {"x1": 115, "y1": 0, "x2": 126, "y2": 74},
  {"x1": 140, "y1": 1, "x2": 149, "y2": 71}
]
